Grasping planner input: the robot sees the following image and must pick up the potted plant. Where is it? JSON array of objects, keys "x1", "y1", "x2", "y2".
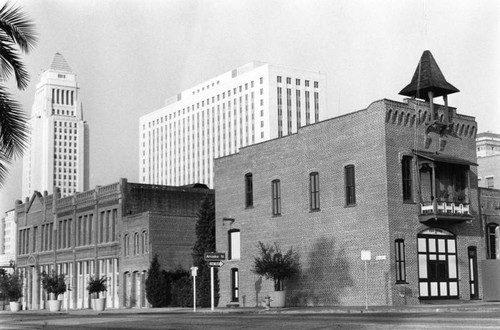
[
  {"x1": 438, "y1": 189, "x2": 449, "y2": 202},
  {"x1": 0, "y1": 272, "x2": 23, "y2": 312},
  {"x1": 252, "y1": 241, "x2": 300, "y2": 308},
  {"x1": 41, "y1": 271, "x2": 66, "y2": 312},
  {"x1": 87, "y1": 276, "x2": 107, "y2": 311}
]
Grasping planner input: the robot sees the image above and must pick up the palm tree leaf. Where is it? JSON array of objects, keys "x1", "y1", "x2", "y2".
[
  {"x1": 0, "y1": 3, "x2": 37, "y2": 53},
  {"x1": 0, "y1": 34, "x2": 30, "y2": 90},
  {"x1": 0, "y1": 151, "x2": 10, "y2": 188},
  {"x1": 0, "y1": 86, "x2": 28, "y2": 159}
]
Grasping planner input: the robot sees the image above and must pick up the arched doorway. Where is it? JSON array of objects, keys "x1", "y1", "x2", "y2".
[{"x1": 417, "y1": 228, "x2": 458, "y2": 299}]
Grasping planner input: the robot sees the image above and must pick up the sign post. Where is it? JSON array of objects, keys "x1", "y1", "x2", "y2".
[
  {"x1": 361, "y1": 250, "x2": 371, "y2": 310},
  {"x1": 210, "y1": 266, "x2": 214, "y2": 311},
  {"x1": 204, "y1": 252, "x2": 225, "y2": 311},
  {"x1": 190, "y1": 266, "x2": 198, "y2": 312}
]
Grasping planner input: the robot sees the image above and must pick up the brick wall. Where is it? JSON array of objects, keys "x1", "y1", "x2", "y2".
[{"x1": 215, "y1": 98, "x2": 483, "y2": 307}]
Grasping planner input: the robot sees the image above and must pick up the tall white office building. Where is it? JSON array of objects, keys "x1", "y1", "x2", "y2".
[
  {"x1": 139, "y1": 62, "x2": 326, "y2": 187},
  {"x1": 22, "y1": 53, "x2": 89, "y2": 198}
]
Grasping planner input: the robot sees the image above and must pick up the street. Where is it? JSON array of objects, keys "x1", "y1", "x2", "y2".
[{"x1": 1, "y1": 311, "x2": 500, "y2": 330}]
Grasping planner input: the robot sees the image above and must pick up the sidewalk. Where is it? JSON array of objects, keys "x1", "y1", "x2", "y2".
[{"x1": 2, "y1": 301, "x2": 500, "y2": 315}]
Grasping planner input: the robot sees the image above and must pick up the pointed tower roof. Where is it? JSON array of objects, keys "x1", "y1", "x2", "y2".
[
  {"x1": 49, "y1": 52, "x2": 72, "y2": 73},
  {"x1": 399, "y1": 50, "x2": 459, "y2": 101}
]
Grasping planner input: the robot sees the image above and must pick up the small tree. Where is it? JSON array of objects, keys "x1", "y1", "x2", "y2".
[
  {"x1": 192, "y1": 194, "x2": 218, "y2": 307},
  {"x1": 87, "y1": 276, "x2": 107, "y2": 299},
  {"x1": 145, "y1": 254, "x2": 169, "y2": 307},
  {"x1": 0, "y1": 272, "x2": 23, "y2": 301},
  {"x1": 41, "y1": 271, "x2": 66, "y2": 299},
  {"x1": 252, "y1": 241, "x2": 300, "y2": 291},
  {"x1": 168, "y1": 268, "x2": 192, "y2": 307}
]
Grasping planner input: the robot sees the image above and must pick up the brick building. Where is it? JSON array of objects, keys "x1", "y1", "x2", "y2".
[
  {"x1": 14, "y1": 179, "x2": 212, "y2": 310},
  {"x1": 215, "y1": 51, "x2": 484, "y2": 307}
]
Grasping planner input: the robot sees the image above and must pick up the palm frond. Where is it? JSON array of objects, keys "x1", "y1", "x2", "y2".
[
  {"x1": 0, "y1": 151, "x2": 11, "y2": 188},
  {"x1": 0, "y1": 34, "x2": 30, "y2": 90},
  {"x1": 0, "y1": 85, "x2": 28, "y2": 159},
  {"x1": 0, "y1": 3, "x2": 37, "y2": 53},
  {"x1": 0, "y1": 2, "x2": 37, "y2": 90}
]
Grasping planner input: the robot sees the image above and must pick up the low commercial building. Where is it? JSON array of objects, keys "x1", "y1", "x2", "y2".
[
  {"x1": 14, "y1": 179, "x2": 213, "y2": 310},
  {"x1": 215, "y1": 51, "x2": 484, "y2": 306}
]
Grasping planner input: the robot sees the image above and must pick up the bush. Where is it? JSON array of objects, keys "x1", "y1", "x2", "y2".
[
  {"x1": 41, "y1": 271, "x2": 66, "y2": 299},
  {"x1": 0, "y1": 272, "x2": 23, "y2": 301},
  {"x1": 87, "y1": 276, "x2": 107, "y2": 298},
  {"x1": 169, "y1": 270, "x2": 192, "y2": 307},
  {"x1": 252, "y1": 241, "x2": 300, "y2": 291},
  {"x1": 145, "y1": 254, "x2": 169, "y2": 307}
]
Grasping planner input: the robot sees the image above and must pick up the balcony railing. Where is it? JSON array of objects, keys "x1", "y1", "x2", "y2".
[{"x1": 419, "y1": 200, "x2": 472, "y2": 223}]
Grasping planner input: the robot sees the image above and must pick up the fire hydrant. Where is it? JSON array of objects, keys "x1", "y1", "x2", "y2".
[{"x1": 264, "y1": 296, "x2": 272, "y2": 310}]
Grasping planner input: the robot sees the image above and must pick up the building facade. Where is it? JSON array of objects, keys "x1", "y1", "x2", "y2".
[
  {"x1": 0, "y1": 209, "x2": 16, "y2": 270},
  {"x1": 139, "y1": 62, "x2": 326, "y2": 188},
  {"x1": 215, "y1": 51, "x2": 484, "y2": 307},
  {"x1": 22, "y1": 53, "x2": 89, "y2": 199},
  {"x1": 476, "y1": 131, "x2": 500, "y2": 189},
  {"x1": 14, "y1": 179, "x2": 212, "y2": 310}
]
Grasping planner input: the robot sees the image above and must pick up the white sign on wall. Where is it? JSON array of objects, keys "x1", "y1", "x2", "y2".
[{"x1": 361, "y1": 250, "x2": 371, "y2": 261}]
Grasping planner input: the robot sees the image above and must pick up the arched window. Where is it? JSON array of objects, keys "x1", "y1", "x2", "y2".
[
  {"x1": 309, "y1": 172, "x2": 320, "y2": 211},
  {"x1": 124, "y1": 234, "x2": 129, "y2": 256},
  {"x1": 228, "y1": 229, "x2": 240, "y2": 260},
  {"x1": 344, "y1": 165, "x2": 356, "y2": 206},
  {"x1": 142, "y1": 230, "x2": 148, "y2": 254},
  {"x1": 271, "y1": 179, "x2": 281, "y2": 215},
  {"x1": 402, "y1": 156, "x2": 413, "y2": 202},
  {"x1": 487, "y1": 223, "x2": 499, "y2": 259},
  {"x1": 245, "y1": 173, "x2": 253, "y2": 207},
  {"x1": 395, "y1": 239, "x2": 406, "y2": 283},
  {"x1": 134, "y1": 232, "x2": 139, "y2": 255}
]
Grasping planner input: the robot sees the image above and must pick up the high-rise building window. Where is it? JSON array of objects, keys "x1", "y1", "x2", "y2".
[
  {"x1": 309, "y1": 172, "x2": 320, "y2": 211},
  {"x1": 245, "y1": 173, "x2": 253, "y2": 207},
  {"x1": 395, "y1": 239, "x2": 406, "y2": 283},
  {"x1": 486, "y1": 176, "x2": 495, "y2": 188},
  {"x1": 277, "y1": 76, "x2": 282, "y2": 83},
  {"x1": 272, "y1": 179, "x2": 281, "y2": 216},
  {"x1": 402, "y1": 156, "x2": 413, "y2": 202},
  {"x1": 345, "y1": 165, "x2": 356, "y2": 206}
]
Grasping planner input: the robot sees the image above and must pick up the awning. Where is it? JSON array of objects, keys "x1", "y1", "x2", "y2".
[{"x1": 414, "y1": 150, "x2": 478, "y2": 166}]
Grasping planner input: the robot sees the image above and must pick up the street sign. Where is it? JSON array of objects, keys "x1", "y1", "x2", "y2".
[
  {"x1": 208, "y1": 261, "x2": 224, "y2": 267},
  {"x1": 204, "y1": 252, "x2": 226, "y2": 261}
]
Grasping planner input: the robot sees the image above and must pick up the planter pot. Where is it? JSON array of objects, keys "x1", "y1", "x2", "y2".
[
  {"x1": 269, "y1": 290, "x2": 286, "y2": 308},
  {"x1": 9, "y1": 301, "x2": 20, "y2": 312},
  {"x1": 92, "y1": 297, "x2": 106, "y2": 312},
  {"x1": 48, "y1": 299, "x2": 61, "y2": 312}
]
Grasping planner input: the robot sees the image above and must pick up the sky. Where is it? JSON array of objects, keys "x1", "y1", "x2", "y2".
[{"x1": 1, "y1": 0, "x2": 499, "y2": 216}]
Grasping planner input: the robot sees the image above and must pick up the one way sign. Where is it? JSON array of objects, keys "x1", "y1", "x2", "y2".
[{"x1": 208, "y1": 261, "x2": 224, "y2": 267}]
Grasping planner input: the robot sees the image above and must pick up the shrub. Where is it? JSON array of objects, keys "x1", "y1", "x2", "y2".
[
  {"x1": 87, "y1": 276, "x2": 107, "y2": 299},
  {"x1": 145, "y1": 254, "x2": 169, "y2": 307},
  {"x1": 0, "y1": 273, "x2": 23, "y2": 301},
  {"x1": 41, "y1": 271, "x2": 66, "y2": 299},
  {"x1": 252, "y1": 241, "x2": 300, "y2": 291}
]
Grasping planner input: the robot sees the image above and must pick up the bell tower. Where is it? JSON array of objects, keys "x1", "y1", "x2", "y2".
[{"x1": 399, "y1": 50, "x2": 459, "y2": 136}]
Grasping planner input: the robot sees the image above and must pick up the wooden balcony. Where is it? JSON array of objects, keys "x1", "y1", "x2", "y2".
[{"x1": 419, "y1": 200, "x2": 473, "y2": 223}]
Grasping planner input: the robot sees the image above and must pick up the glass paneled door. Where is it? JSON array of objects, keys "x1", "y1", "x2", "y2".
[{"x1": 418, "y1": 228, "x2": 459, "y2": 299}]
